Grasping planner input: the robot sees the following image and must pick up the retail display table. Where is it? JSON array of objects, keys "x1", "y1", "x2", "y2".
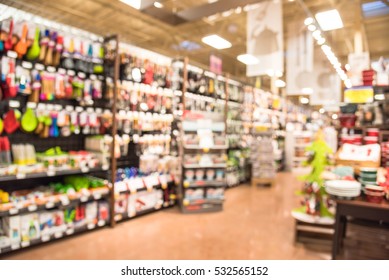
[{"x1": 332, "y1": 198, "x2": 389, "y2": 259}]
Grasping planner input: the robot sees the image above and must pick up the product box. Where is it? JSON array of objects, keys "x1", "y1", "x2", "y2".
[
  {"x1": 39, "y1": 211, "x2": 54, "y2": 236},
  {"x1": 85, "y1": 202, "x2": 98, "y2": 225},
  {"x1": 2, "y1": 215, "x2": 21, "y2": 244},
  {"x1": 20, "y1": 213, "x2": 40, "y2": 242},
  {"x1": 98, "y1": 201, "x2": 110, "y2": 222},
  {"x1": 115, "y1": 193, "x2": 128, "y2": 214},
  {"x1": 128, "y1": 190, "x2": 163, "y2": 216},
  {"x1": 74, "y1": 204, "x2": 86, "y2": 228},
  {"x1": 0, "y1": 220, "x2": 11, "y2": 249},
  {"x1": 52, "y1": 210, "x2": 66, "y2": 234}
]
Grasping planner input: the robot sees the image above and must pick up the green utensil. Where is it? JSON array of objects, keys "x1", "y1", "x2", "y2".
[
  {"x1": 26, "y1": 28, "x2": 41, "y2": 61},
  {"x1": 20, "y1": 108, "x2": 38, "y2": 133}
]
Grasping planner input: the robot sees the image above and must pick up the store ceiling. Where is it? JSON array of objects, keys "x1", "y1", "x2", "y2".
[{"x1": 2, "y1": 0, "x2": 389, "y2": 81}]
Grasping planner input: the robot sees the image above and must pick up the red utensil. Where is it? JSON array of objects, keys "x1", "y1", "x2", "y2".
[
  {"x1": 3, "y1": 110, "x2": 20, "y2": 134},
  {"x1": 4, "y1": 19, "x2": 14, "y2": 51}
]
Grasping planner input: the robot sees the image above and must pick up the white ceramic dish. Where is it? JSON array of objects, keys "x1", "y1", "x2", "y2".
[{"x1": 325, "y1": 180, "x2": 361, "y2": 190}]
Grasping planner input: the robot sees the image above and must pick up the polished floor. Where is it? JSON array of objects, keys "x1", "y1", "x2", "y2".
[{"x1": 2, "y1": 173, "x2": 331, "y2": 260}]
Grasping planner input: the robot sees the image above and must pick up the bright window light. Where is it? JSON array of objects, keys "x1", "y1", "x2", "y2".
[
  {"x1": 237, "y1": 54, "x2": 259, "y2": 65},
  {"x1": 119, "y1": 0, "x2": 141, "y2": 9},
  {"x1": 202, "y1": 34, "x2": 232, "y2": 49},
  {"x1": 275, "y1": 79, "x2": 286, "y2": 88},
  {"x1": 315, "y1": 9, "x2": 343, "y2": 31},
  {"x1": 154, "y1": 1, "x2": 163, "y2": 8}
]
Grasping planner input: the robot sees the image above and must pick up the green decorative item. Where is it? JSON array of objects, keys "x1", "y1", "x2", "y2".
[{"x1": 295, "y1": 129, "x2": 334, "y2": 218}]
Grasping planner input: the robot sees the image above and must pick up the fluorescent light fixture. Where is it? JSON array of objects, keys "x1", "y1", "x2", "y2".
[
  {"x1": 275, "y1": 79, "x2": 286, "y2": 88},
  {"x1": 304, "y1": 17, "x2": 314, "y2": 25},
  {"x1": 312, "y1": 30, "x2": 321, "y2": 39},
  {"x1": 153, "y1": 1, "x2": 163, "y2": 8},
  {"x1": 332, "y1": 113, "x2": 338, "y2": 120},
  {"x1": 237, "y1": 54, "x2": 259, "y2": 65},
  {"x1": 315, "y1": 9, "x2": 343, "y2": 31},
  {"x1": 119, "y1": 0, "x2": 141, "y2": 9},
  {"x1": 308, "y1": 24, "x2": 316, "y2": 31},
  {"x1": 319, "y1": 108, "x2": 326, "y2": 114},
  {"x1": 345, "y1": 79, "x2": 352, "y2": 88},
  {"x1": 317, "y1": 37, "x2": 326, "y2": 45},
  {"x1": 275, "y1": 70, "x2": 283, "y2": 77},
  {"x1": 202, "y1": 34, "x2": 232, "y2": 49},
  {"x1": 300, "y1": 97, "x2": 310, "y2": 104},
  {"x1": 375, "y1": 94, "x2": 385, "y2": 101},
  {"x1": 302, "y1": 87, "x2": 313, "y2": 94}
]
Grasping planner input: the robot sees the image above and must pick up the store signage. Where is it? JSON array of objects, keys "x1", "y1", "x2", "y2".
[
  {"x1": 209, "y1": 55, "x2": 222, "y2": 75},
  {"x1": 246, "y1": 1, "x2": 283, "y2": 76},
  {"x1": 344, "y1": 87, "x2": 374, "y2": 103}
]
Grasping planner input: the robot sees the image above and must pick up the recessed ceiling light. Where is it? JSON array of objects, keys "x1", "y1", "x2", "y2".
[
  {"x1": 202, "y1": 34, "x2": 232, "y2": 49},
  {"x1": 304, "y1": 17, "x2": 314, "y2": 25},
  {"x1": 300, "y1": 97, "x2": 310, "y2": 104},
  {"x1": 275, "y1": 79, "x2": 286, "y2": 88},
  {"x1": 319, "y1": 108, "x2": 325, "y2": 114},
  {"x1": 315, "y1": 9, "x2": 343, "y2": 31},
  {"x1": 237, "y1": 54, "x2": 259, "y2": 65},
  {"x1": 154, "y1": 1, "x2": 163, "y2": 8},
  {"x1": 332, "y1": 113, "x2": 338, "y2": 120},
  {"x1": 119, "y1": 0, "x2": 141, "y2": 10},
  {"x1": 345, "y1": 64, "x2": 351, "y2": 71},
  {"x1": 308, "y1": 24, "x2": 316, "y2": 31}
]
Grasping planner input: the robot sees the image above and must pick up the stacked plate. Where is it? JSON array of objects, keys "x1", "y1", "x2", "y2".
[{"x1": 325, "y1": 180, "x2": 362, "y2": 199}]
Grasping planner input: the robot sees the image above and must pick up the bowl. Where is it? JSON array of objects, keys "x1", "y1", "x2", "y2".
[
  {"x1": 339, "y1": 114, "x2": 357, "y2": 128},
  {"x1": 364, "y1": 189, "x2": 385, "y2": 203},
  {"x1": 360, "y1": 168, "x2": 378, "y2": 175},
  {"x1": 340, "y1": 104, "x2": 358, "y2": 114},
  {"x1": 366, "y1": 128, "x2": 379, "y2": 137},
  {"x1": 365, "y1": 185, "x2": 385, "y2": 193},
  {"x1": 364, "y1": 136, "x2": 378, "y2": 145}
]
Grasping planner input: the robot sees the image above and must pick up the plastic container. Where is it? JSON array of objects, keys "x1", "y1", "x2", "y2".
[
  {"x1": 339, "y1": 114, "x2": 357, "y2": 128},
  {"x1": 364, "y1": 136, "x2": 378, "y2": 145}
]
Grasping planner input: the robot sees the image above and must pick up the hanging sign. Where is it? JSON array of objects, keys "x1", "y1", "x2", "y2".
[
  {"x1": 344, "y1": 87, "x2": 374, "y2": 103},
  {"x1": 246, "y1": 1, "x2": 283, "y2": 76},
  {"x1": 210, "y1": 54, "x2": 222, "y2": 75}
]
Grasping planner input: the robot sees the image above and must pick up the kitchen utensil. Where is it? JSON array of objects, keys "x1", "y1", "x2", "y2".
[
  {"x1": 39, "y1": 29, "x2": 50, "y2": 62},
  {"x1": 53, "y1": 35, "x2": 63, "y2": 67},
  {"x1": 26, "y1": 28, "x2": 41, "y2": 61},
  {"x1": 3, "y1": 110, "x2": 20, "y2": 134},
  {"x1": 20, "y1": 108, "x2": 38, "y2": 133},
  {"x1": 44, "y1": 31, "x2": 56, "y2": 66},
  {"x1": 14, "y1": 23, "x2": 28, "y2": 58},
  {"x1": 4, "y1": 19, "x2": 14, "y2": 51}
]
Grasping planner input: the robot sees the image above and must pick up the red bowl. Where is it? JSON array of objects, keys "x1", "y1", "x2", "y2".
[
  {"x1": 339, "y1": 114, "x2": 357, "y2": 128},
  {"x1": 364, "y1": 190, "x2": 385, "y2": 204},
  {"x1": 364, "y1": 136, "x2": 378, "y2": 145},
  {"x1": 367, "y1": 129, "x2": 379, "y2": 137}
]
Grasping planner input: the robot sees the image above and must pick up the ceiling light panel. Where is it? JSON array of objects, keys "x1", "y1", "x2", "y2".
[
  {"x1": 315, "y1": 9, "x2": 343, "y2": 31},
  {"x1": 202, "y1": 34, "x2": 232, "y2": 49},
  {"x1": 237, "y1": 54, "x2": 259, "y2": 65}
]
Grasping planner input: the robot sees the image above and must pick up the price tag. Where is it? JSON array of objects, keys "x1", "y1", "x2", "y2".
[
  {"x1": 9, "y1": 208, "x2": 19, "y2": 215},
  {"x1": 93, "y1": 193, "x2": 102, "y2": 200},
  {"x1": 81, "y1": 167, "x2": 89, "y2": 173},
  {"x1": 102, "y1": 164, "x2": 109, "y2": 170},
  {"x1": 7, "y1": 50, "x2": 17, "y2": 58},
  {"x1": 11, "y1": 243, "x2": 20, "y2": 250},
  {"x1": 78, "y1": 72, "x2": 86, "y2": 79},
  {"x1": 97, "y1": 220, "x2": 106, "y2": 227},
  {"x1": 66, "y1": 228, "x2": 74, "y2": 236},
  {"x1": 87, "y1": 223, "x2": 96, "y2": 230},
  {"x1": 47, "y1": 170, "x2": 56, "y2": 177},
  {"x1": 58, "y1": 68, "x2": 66, "y2": 74},
  {"x1": 41, "y1": 235, "x2": 50, "y2": 242},
  {"x1": 129, "y1": 210, "x2": 136, "y2": 218},
  {"x1": 21, "y1": 241, "x2": 30, "y2": 248},
  {"x1": 45, "y1": 202, "x2": 55, "y2": 209},
  {"x1": 54, "y1": 232, "x2": 63, "y2": 239},
  {"x1": 60, "y1": 195, "x2": 70, "y2": 206},
  {"x1": 80, "y1": 196, "x2": 88, "y2": 203},
  {"x1": 163, "y1": 202, "x2": 169, "y2": 208},
  {"x1": 47, "y1": 66, "x2": 56, "y2": 73},
  {"x1": 67, "y1": 69, "x2": 76, "y2": 76},
  {"x1": 28, "y1": 205, "x2": 37, "y2": 212},
  {"x1": 90, "y1": 74, "x2": 97, "y2": 80},
  {"x1": 16, "y1": 173, "x2": 26, "y2": 179},
  {"x1": 21, "y1": 61, "x2": 33, "y2": 69},
  {"x1": 16, "y1": 202, "x2": 24, "y2": 209},
  {"x1": 35, "y1": 63, "x2": 45, "y2": 71},
  {"x1": 115, "y1": 181, "x2": 128, "y2": 193}
]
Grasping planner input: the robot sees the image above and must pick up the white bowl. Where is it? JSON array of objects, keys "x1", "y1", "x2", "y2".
[{"x1": 325, "y1": 180, "x2": 361, "y2": 190}]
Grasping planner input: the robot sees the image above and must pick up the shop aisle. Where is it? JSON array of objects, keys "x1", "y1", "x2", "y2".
[{"x1": 1, "y1": 173, "x2": 330, "y2": 260}]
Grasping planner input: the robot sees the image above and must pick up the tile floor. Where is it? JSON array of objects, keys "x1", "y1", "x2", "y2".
[{"x1": 1, "y1": 172, "x2": 331, "y2": 260}]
